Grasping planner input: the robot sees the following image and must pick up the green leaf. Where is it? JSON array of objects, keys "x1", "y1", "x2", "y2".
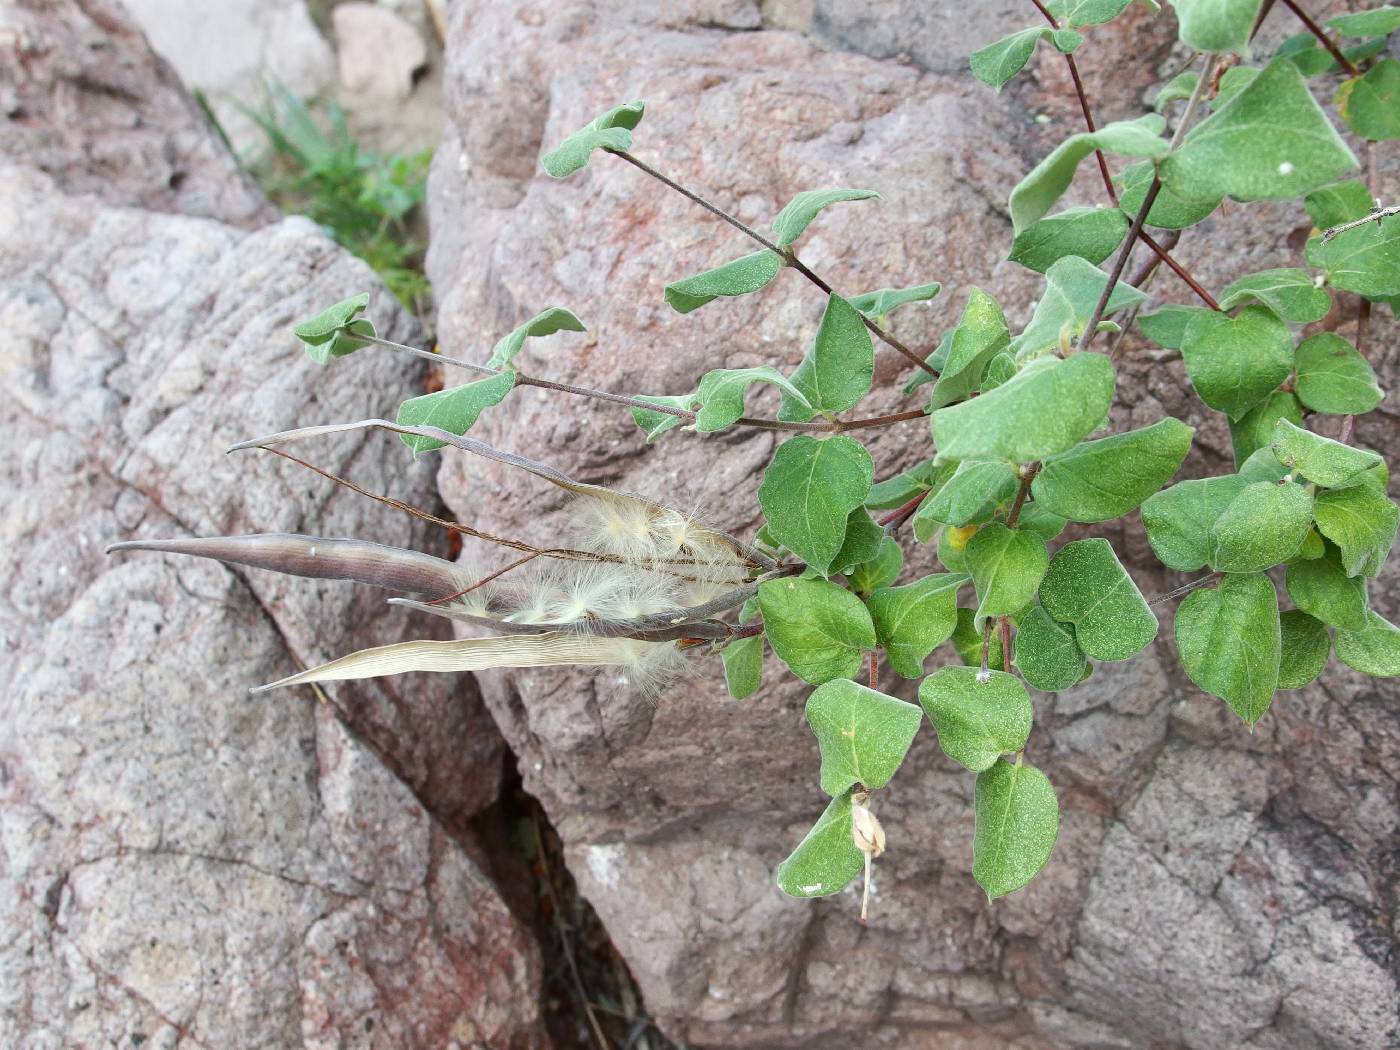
[
  {"x1": 1168, "y1": 0, "x2": 1262, "y2": 51},
  {"x1": 486, "y1": 307, "x2": 586, "y2": 369},
  {"x1": 1218, "y1": 269, "x2": 1331, "y2": 323},
  {"x1": 1010, "y1": 256, "x2": 1147, "y2": 359},
  {"x1": 664, "y1": 250, "x2": 784, "y2": 314},
  {"x1": 1294, "y1": 333, "x2": 1383, "y2": 415},
  {"x1": 759, "y1": 436, "x2": 874, "y2": 574},
  {"x1": 969, "y1": 27, "x2": 1081, "y2": 91},
  {"x1": 783, "y1": 294, "x2": 874, "y2": 420},
  {"x1": 1048, "y1": 0, "x2": 1135, "y2": 26},
  {"x1": 722, "y1": 635, "x2": 764, "y2": 700},
  {"x1": 965, "y1": 524, "x2": 1049, "y2": 627},
  {"x1": 1335, "y1": 610, "x2": 1400, "y2": 677},
  {"x1": 1305, "y1": 180, "x2": 1374, "y2": 228},
  {"x1": 806, "y1": 679, "x2": 923, "y2": 795},
  {"x1": 1174, "y1": 573, "x2": 1281, "y2": 726},
  {"x1": 772, "y1": 189, "x2": 880, "y2": 247},
  {"x1": 775, "y1": 790, "x2": 865, "y2": 898},
  {"x1": 928, "y1": 289, "x2": 1010, "y2": 410},
  {"x1": 1014, "y1": 605, "x2": 1089, "y2": 691},
  {"x1": 759, "y1": 576, "x2": 876, "y2": 684},
  {"x1": 868, "y1": 573, "x2": 969, "y2": 678},
  {"x1": 1016, "y1": 502, "x2": 1068, "y2": 542},
  {"x1": 1009, "y1": 207, "x2": 1129, "y2": 274},
  {"x1": 1161, "y1": 59, "x2": 1357, "y2": 204},
  {"x1": 1179, "y1": 305, "x2": 1293, "y2": 421},
  {"x1": 630, "y1": 395, "x2": 695, "y2": 442},
  {"x1": 294, "y1": 293, "x2": 375, "y2": 362},
  {"x1": 1039, "y1": 538, "x2": 1157, "y2": 660},
  {"x1": 1141, "y1": 474, "x2": 1253, "y2": 571},
  {"x1": 1229, "y1": 392, "x2": 1302, "y2": 467},
  {"x1": 1313, "y1": 485, "x2": 1399, "y2": 577},
  {"x1": 1270, "y1": 419, "x2": 1384, "y2": 487},
  {"x1": 1117, "y1": 160, "x2": 1221, "y2": 230},
  {"x1": 1238, "y1": 446, "x2": 1291, "y2": 484},
  {"x1": 848, "y1": 282, "x2": 942, "y2": 319},
  {"x1": 952, "y1": 608, "x2": 1007, "y2": 671},
  {"x1": 1137, "y1": 304, "x2": 1214, "y2": 349},
  {"x1": 1308, "y1": 205, "x2": 1400, "y2": 299},
  {"x1": 1209, "y1": 479, "x2": 1314, "y2": 573},
  {"x1": 395, "y1": 372, "x2": 516, "y2": 453},
  {"x1": 541, "y1": 100, "x2": 645, "y2": 178},
  {"x1": 848, "y1": 537, "x2": 904, "y2": 596},
  {"x1": 931, "y1": 353, "x2": 1115, "y2": 464},
  {"x1": 1032, "y1": 418, "x2": 1193, "y2": 523},
  {"x1": 832, "y1": 509, "x2": 885, "y2": 577},
  {"x1": 981, "y1": 352, "x2": 1018, "y2": 392},
  {"x1": 1215, "y1": 65, "x2": 1261, "y2": 109},
  {"x1": 1328, "y1": 6, "x2": 1400, "y2": 36},
  {"x1": 1336, "y1": 60, "x2": 1400, "y2": 141},
  {"x1": 973, "y1": 758, "x2": 1060, "y2": 899},
  {"x1": 1010, "y1": 115, "x2": 1170, "y2": 234},
  {"x1": 1154, "y1": 71, "x2": 1199, "y2": 112},
  {"x1": 693, "y1": 366, "x2": 810, "y2": 432},
  {"x1": 867, "y1": 458, "x2": 943, "y2": 510},
  {"x1": 1280, "y1": 33, "x2": 1389, "y2": 77},
  {"x1": 919, "y1": 667, "x2": 1033, "y2": 772},
  {"x1": 1278, "y1": 610, "x2": 1330, "y2": 689},
  {"x1": 1286, "y1": 541, "x2": 1370, "y2": 631},
  {"x1": 917, "y1": 461, "x2": 1019, "y2": 529}
]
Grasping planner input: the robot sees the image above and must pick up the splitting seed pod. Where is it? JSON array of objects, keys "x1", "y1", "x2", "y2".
[
  {"x1": 108, "y1": 419, "x2": 776, "y2": 695},
  {"x1": 850, "y1": 790, "x2": 886, "y2": 923}
]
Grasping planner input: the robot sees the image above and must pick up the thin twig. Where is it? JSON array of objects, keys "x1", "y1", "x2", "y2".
[
  {"x1": 1278, "y1": 0, "x2": 1358, "y2": 75},
  {"x1": 1322, "y1": 205, "x2": 1400, "y2": 242},
  {"x1": 355, "y1": 332, "x2": 923, "y2": 433},
  {"x1": 1148, "y1": 572, "x2": 1218, "y2": 606},
  {"x1": 999, "y1": 616, "x2": 1012, "y2": 671},
  {"x1": 1005, "y1": 464, "x2": 1040, "y2": 527},
  {"x1": 1026, "y1": 0, "x2": 1219, "y2": 309},
  {"x1": 610, "y1": 149, "x2": 940, "y2": 377},
  {"x1": 868, "y1": 650, "x2": 879, "y2": 691},
  {"x1": 876, "y1": 490, "x2": 929, "y2": 530},
  {"x1": 1076, "y1": 179, "x2": 1162, "y2": 353}
]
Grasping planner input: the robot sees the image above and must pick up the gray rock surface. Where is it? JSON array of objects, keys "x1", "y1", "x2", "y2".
[
  {"x1": 1, "y1": 1, "x2": 544, "y2": 1046},
  {"x1": 426, "y1": 1, "x2": 1399, "y2": 1046}
]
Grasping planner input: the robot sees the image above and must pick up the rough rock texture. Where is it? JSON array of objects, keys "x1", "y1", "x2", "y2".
[
  {"x1": 121, "y1": 0, "x2": 336, "y2": 156},
  {"x1": 1, "y1": 1, "x2": 543, "y2": 1046},
  {"x1": 334, "y1": 2, "x2": 429, "y2": 104},
  {"x1": 427, "y1": 1, "x2": 1399, "y2": 1046}
]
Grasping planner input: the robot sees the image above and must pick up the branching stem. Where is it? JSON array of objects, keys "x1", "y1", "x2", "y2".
[
  {"x1": 611, "y1": 149, "x2": 939, "y2": 377},
  {"x1": 1278, "y1": 0, "x2": 1358, "y2": 75}
]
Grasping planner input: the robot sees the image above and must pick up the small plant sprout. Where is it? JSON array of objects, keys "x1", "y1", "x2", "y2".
[{"x1": 112, "y1": 1, "x2": 1399, "y2": 918}]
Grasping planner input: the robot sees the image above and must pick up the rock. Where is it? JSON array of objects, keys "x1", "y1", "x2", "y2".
[
  {"x1": 0, "y1": 0, "x2": 272, "y2": 226},
  {"x1": 426, "y1": 1, "x2": 1399, "y2": 1046},
  {"x1": 0, "y1": 2, "x2": 544, "y2": 1045},
  {"x1": 334, "y1": 2, "x2": 429, "y2": 103},
  {"x1": 121, "y1": 0, "x2": 336, "y2": 157}
]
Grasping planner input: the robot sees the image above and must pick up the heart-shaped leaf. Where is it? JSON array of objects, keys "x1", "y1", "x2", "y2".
[
  {"x1": 776, "y1": 790, "x2": 866, "y2": 898},
  {"x1": 806, "y1": 679, "x2": 923, "y2": 795},
  {"x1": 1209, "y1": 479, "x2": 1314, "y2": 573},
  {"x1": 1014, "y1": 605, "x2": 1089, "y2": 691},
  {"x1": 1217, "y1": 268, "x2": 1332, "y2": 322},
  {"x1": 919, "y1": 667, "x2": 1033, "y2": 772},
  {"x1": 759, "y1": 435, "x2": 874, "y2": 574},
  {"x1": 931, "y1": 353, "x2": 1116, "y2": 464},
  {"x1": 758, "y1": 576, "x2": 876, "y2": 684},
  {"x1": 973, "y1": 758, "x2": 1060, "y2": 899},
  {"x1": 1270, "y1": 419, "x2": 1384, "y2": 487},
  {"x1": 1179, "y1": 306, "x2": 1294, "y2": 421},
  {"x1": 541, "y1": 100, "x2": 645, "y2": 177},
  {"x1": 782, "y1": 294, "x2": 874, "y2": 420},
  {"x1": 965, "y1": 524, "x2": 1049, "y2": 627},
  {"x1": 1278, "y1": 610, "x2": 1331, "y2": 689},
  {"x1": 664, "y1": 250, "x2": 784, "y2": 314},
  {"x1": 1141, "y1": 474, "x2": 1253, "y2": 571},
  {"x1": 1039, "y1": 538, "x2": 1157, "y2": 661},
  {"x1": 1285, "y1": 541, "x2": 1369, "y2": 631},
  {"x1": 1335, "y1": 610, "x2": 1400, "y2": 677},
  {"x1": 772, "y1": 189, "x2": 880, "y2": 247},
  {"x1": 1174, "y1": 573, "x2": 1281, "y2": 726},
  {"x1": 1032, "y1": 418, "x2": 1193, "y2": 523},
  {"x1": 1313, "y1": 484, "x2": 1399, "y2": 577},
  {"x1": 295, "y1": 293, "x2": 375, "y2": 362},
  {"x1": 487, "y1": 307, "x2": 586, "y2": 369},
  {"x1": 396, "y1": 372, "x2": 517, "y2": 453},
  {"x1": 867, "y1": 573, "x2": 969, "y2": 678},
  {"x1": 1294, "y1": 333, "x2": 1384, "y2": 415}
]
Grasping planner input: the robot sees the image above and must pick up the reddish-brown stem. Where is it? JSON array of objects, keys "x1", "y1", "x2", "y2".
[
  {"x1": 426, "y1": 551, "x2": 540, "y2": 604},
  {"x1": 1026, "y1": 0, "x2": 1220, "y2": 310},
  {"x1": 612, "y1": 149, "x2": 939, "y2": 377},
  {"x1": 868, "y1": 650, "x2": 879, "y2": 691},
  {"x1": 1341, "y1": 142, "x2": 1378, "y2": 445},
  {"x1": 999, "y1": 616, "x2": 1012, "y2": 671},
  {"x1": 1005, "y1": 464, "x2": 1041, "y2": 528},
  {"x1": 1077, "y1": 178, "x2": 1163, "y2": 352},
  {"x1": 1278, "y1": 0, "x2": 1358, "y2": 76},
  {"x1": 877, "y1": 490, "x2": 929, "y2": 530}
]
